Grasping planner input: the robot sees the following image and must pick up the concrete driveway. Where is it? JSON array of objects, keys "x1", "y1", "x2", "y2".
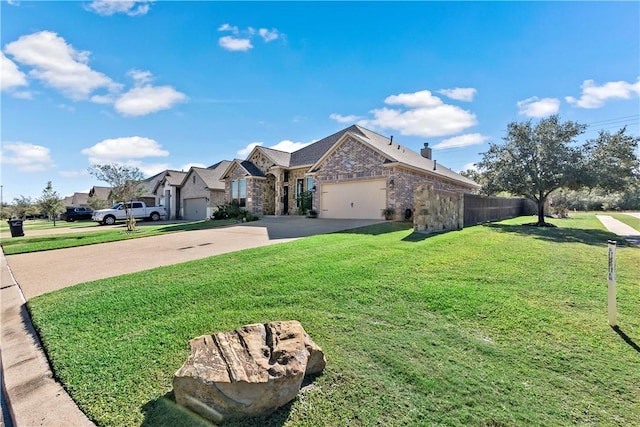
[{"x1": 6, "y1": 217, "x2": 383, "y2": 300}]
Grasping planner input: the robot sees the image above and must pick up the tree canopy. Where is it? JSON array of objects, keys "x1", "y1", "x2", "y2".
[
  {"x1": 477, "y1": 115, "x2": 639, "y2": 225},
  {"x1": 477, "y1": 115, "x2": 587, "y2": 226},
  {"x1": 38, "y1": 181, "x2": 64, "y2": 225},
  {"x1": 88, "y1": 164, "x2": 146, "y2": 231}
]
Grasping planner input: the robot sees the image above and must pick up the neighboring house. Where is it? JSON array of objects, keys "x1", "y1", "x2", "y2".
[
  {"x1": 220, "y1": 125, "x2": 479, "y2": 220},
  {"x1": 88, "y1": 186, "x2": 114, "y2": 206},
  {"x1": 179, "y1": 161, "x2": 231, "y2": 220},
  {"x1": 62, "y1": 192, "x2": 89, "y2": 208},
  {"x1": 152, "y1": 170, "x2": 187, "y2": 220}
]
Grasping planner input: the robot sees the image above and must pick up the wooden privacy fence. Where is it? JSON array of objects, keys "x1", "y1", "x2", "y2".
[{"x1": 463, "y1": 194, "x2": 535, "y2": 226}]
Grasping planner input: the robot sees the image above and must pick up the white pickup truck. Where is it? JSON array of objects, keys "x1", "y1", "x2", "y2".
[{"x1": 92, "y1": 201, "x2": 167, "y2": 225}]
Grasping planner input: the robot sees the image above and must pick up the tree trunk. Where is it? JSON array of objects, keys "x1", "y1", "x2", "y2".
[{"x1": 537, "y1": 193, "x2": 546, "y2": 226}]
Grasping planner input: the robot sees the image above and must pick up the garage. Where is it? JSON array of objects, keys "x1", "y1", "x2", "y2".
[
  {"x1": 320, "y1": 179, "x2": 387, "y2": 219},
  {"x1": 183, "y1": 197, "x2": 208, "y2": 221}
]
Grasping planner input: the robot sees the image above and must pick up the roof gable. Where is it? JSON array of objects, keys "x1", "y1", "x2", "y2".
[
  {"x1": 308, "y1": 125, "x2": 479, "y2": 189},
  {"x1": 181, "y1": 160, "x2": 231, "y2": 190},
  {"x1": 289, "y1": 124, "x2": 364, "y2": 167}
]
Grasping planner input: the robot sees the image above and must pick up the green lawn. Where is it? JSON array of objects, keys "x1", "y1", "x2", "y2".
[
  {"x1": 27, "y1": 214, "x2": 640, "y2": 426},
  {"x1": 0, "y1": 218, "x2": 91, "y2": 231},
  {"x1": 1, "y1": 219, "x2": 237, "y2": 255}
]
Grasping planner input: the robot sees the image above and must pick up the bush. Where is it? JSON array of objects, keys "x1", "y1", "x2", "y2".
[{"x1": 211, "y1": 201, "x2": 259, "y2": 222}]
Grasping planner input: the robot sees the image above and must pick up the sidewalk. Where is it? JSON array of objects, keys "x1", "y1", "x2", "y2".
[
  {"x1": 596, "y1": 214, "x2": 640, "y2": 247},
  {"x1": 0, "y1": 249, "x2": 94, "y2": 426}
]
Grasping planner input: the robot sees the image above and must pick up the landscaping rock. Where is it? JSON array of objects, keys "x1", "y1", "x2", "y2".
[{"x1": 173, "y1": 320, "x2": 326, "y2": 422}]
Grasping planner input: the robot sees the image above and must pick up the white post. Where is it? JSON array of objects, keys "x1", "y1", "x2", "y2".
[{"x1": 608, "y1": 240, "x2": 617, "y2": 327}]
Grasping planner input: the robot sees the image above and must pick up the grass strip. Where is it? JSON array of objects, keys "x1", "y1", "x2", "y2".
[
  {"x1": 28, "y1": 214, "x2": 639, "y2": 426},
  {"x1": 1, "y1": 220, "x2": 237, "y2": 255}
]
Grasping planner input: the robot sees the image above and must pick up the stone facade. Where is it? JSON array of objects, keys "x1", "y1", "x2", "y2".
[
  {"x1": 180, "y1": 172, "x2": 225, "y2": 218},
  {"x1": 221, "y1": 129, "x2": 477, "y2": 220},
  {"x1": 413, "y1": 183, "x2": 464, "y2": 234}
]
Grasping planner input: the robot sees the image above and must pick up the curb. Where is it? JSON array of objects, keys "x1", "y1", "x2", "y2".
[{"x1": 0, "y1": 249, "x2": 94, "y2": 427}]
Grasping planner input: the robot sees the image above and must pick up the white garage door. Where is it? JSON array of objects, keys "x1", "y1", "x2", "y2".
[
  {"x1": 183, "y1": 198, "x2": 208, "y2": 221},
  {"x1": 320, "y1": 180, "x2": 387, "y2": 219}
]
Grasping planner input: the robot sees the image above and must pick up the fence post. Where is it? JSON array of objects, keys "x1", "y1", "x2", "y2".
[{"x1": 608, "y1": 240, "x2": 617, "y2": 327}]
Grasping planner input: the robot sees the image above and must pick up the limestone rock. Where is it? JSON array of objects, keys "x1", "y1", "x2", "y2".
[{"x1": 173, "y1": 320, "x2": 326, "y2": 421}]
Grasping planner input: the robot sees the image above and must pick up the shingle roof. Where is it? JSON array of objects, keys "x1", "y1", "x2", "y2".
[
  {"x1": 239, "y1": 160, "x2": 265, "y2": 177},
  {"x1": 290, "y1": 124, "x2": 363, "y2": 167},
  {"x1": 164, "y1": 170, "x2": 187, "y2": 186},
  {"x1": 89, "y1": 186, "x2": 112, "y2": 200},
  {"x1": 190, "y1": 160, "x2": 230, "y2": 190},
  {"x1": 256, "y1": 147, "x2": 291, "y2": 167}
]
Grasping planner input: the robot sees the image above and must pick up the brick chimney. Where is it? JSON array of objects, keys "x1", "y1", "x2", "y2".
[{"x1": 420, "y1": 143, "x2": 432, "y2": 160}]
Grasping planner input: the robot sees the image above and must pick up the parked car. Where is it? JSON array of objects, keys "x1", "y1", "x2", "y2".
[
  {"x1": 91, "y1": 201, "x2": 167, "y2": 225},
  {"x1": 61, "y1": 207, "x2": 94, "y2": 222}
]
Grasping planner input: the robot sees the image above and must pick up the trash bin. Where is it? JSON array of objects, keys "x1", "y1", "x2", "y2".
[{"x1": 7, "y1": 219, "x2": 24, "y2": 237}]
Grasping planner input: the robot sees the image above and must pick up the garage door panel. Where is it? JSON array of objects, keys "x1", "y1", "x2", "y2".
[
  {"x1": 321, "y1": 180, "x2": 386, "y2": 219},
  {"x1": 184, "y1": 198, "x2": 208, "y2": 221}
]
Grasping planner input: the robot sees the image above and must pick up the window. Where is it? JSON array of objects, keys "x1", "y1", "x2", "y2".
[
  {"x1": 306, "y1": 177, "x2": 314, "y2": 192},
  {"x1": 231, "y1": 179, "x2": 246, "y2": 207},
  {"x1": 192, "y1": 175, "x2": 196, "y2": 184},
  {"x1": 296, "y1": 179, "x2": 304, "y2": 198},
  {"x1": 284, "y1": 171, "x2": 289, "y2": 182}
]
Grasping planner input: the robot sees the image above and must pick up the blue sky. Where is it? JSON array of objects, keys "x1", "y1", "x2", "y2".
[{"x1": 1, "y1": 1, "x2": 639, "y2": 202}]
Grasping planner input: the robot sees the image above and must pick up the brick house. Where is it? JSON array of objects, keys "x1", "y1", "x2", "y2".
[
  {"x1": 178, "y1": 161, "x2": 230, "y2": 220},
  {"x1": 220, "y1": 125, "x2": 479, "y2": 220}
]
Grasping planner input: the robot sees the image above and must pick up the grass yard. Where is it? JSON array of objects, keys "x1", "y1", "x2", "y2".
[
  {"x1": 0, "y1": 219, "x2": 237, "y2": 255},
  {"x1": 27, "y1": 214, "x2": 639, "y2": 426},
  {"x1": 0, "y1": 218, "x2": 91, "y2": 231}
]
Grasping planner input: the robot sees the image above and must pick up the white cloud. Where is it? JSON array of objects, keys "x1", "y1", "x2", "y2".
[
  {"x1": 237, "y1": 142, "x2": 262, "y2": 157},
  {"x1": 114, "y1": 84, "x2": 187, "y2": 116},
  {"x1": 59, "y1": 169, "x2": 89, "y2": 178},
  {"x1": 566, "y1": 78, "x2": 640, "y2": 109},
  {"x1": 132, "y1": 162, "x2": 171, "y2": 177},
  {"x1": 1, "y1": 52, "x2": 28, "y2": 91},
  {"x1": 358, "y1": 89, "x2": 477, "y2": 138},
  {"x1": 461, "y1": 162, "x2": 478, "y2": 172},
  {"x1": 86, "y1": 0, "x2": 153, "y2": 16},
  {"x1": 269, "y1": 140, "x2": 311, "y2": 152},
  {"x1": 218, "y1": 24, "x2": 281, "y2": 51},
  {"x1": 181, "y1": 163, "x2": 207, "y2": 171},
  {"x1": 384, "y1": 90, "x2": 444, "y2": 108},
  {"x1": 0, "y1": 142, "x2": 55, "y2": 172},
  {"x1": 81, "y1": 136, "x2": 169, "y2": 164},
  {"x1": 4, "y1": 31, "x2": 120, "y2": 100},
  {"x1": 259, "y1": 28, "x2": 279, "y2": 42},
  {"x1": 432, "y1": 133, "x2": 489, "y2": 150},
  {"x1": 128, "y1": 69, "x2": 153, "y2": 85},
  {"x1": 218, "y1": 23, "x2": 239, "y2": 34},
  {"x1": 219, "y1": 36, "x2": 253, "y2": 52},
  {"x1": 6, "y1": 0, "x2": 19, "y2": 5},
  {"x1": 329, "y1": 113, "x2": 363, "y2": 123},
  {"x1": 517, "y1": 96, "x2": 561, "y2": 117},
  {"x1": 237, "y1": 139, "x2": 312, "y2": 157},
  {"x1": 437, "y1": 87, "x2": 477, "y2": 102}
]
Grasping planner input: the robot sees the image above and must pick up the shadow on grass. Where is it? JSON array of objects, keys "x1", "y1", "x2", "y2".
[
  {"x1": 141, "y1": 390, "x2": 295, "y2": 427},
  {"x1": 156, "y1": 220, "x2": 238, "y2": 233},
  {"x1": 484, "y1": 223, "x2": 634, "y2": 248},
  {"x1": 339, "y1": 221, "x2": 413, "y2": 236},
  {"x1": 612, "y1": 326, "x2": 640, "y2": 354}
]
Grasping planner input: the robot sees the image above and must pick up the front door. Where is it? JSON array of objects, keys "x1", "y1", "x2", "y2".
[{"x1": 283, "y1": 186, "x2": 289, "y2": 215}]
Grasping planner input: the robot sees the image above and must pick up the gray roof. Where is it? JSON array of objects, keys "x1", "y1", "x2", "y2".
[
  {"x1": 256, "y1": 147, "x2": 291, "y2": 167},
  {"x1": 307, "y1": 125, "x2": 479, "y2": 188},
  {"x1": 189, "y1": 160, "x2": 231, "y2": 190},
  {"x1": 290, "y1": 124, "x2": 363, "y2": 167},
  {"x1": 89, "y1": 186, "x2": 112, "y2": 200},
  {"x1": 164, "y1": 170, "x2": 187, "y2": 186},
  {"x1": 239, "y1": 160, "x2": 265, "y2": 177}
]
